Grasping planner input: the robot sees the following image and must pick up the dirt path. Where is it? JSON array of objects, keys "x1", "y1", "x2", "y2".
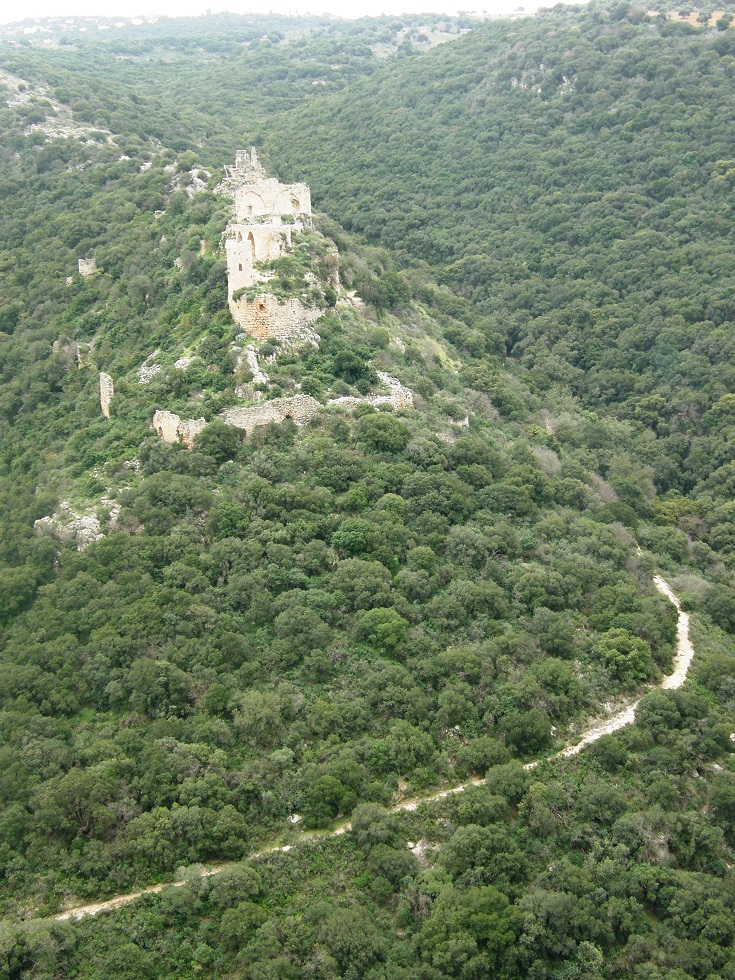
[{"x1": 55, "y1": 574, "x2": 691, "y2": 922}]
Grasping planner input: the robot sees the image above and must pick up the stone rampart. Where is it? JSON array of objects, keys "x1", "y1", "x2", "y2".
[
  {"x1": 229, "y1": 294, "x2": 324, "y2": 340},
  {"x1": 222, "y1": 395, "x2": 321, "y2": 433},
  {"x1": 152, "y1": 410, "x2": 207, "y2": 449},
  {"x1": 225, "y1": 225, "x2": 297, "y2": 298}
]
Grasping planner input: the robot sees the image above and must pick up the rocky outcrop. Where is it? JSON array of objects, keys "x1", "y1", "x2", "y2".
[
  {"x1": 373, "y1": 372, "x2": 414, "y2": 409},
  {"x1": 238, "y1": 346, "x2": 270, "y2": 386},
  {"x1": 35, "y1": 503, "x2": 97, "y2": 551},
  {"x1": 100, "y1": 372, "x2": 114, "y2": 418},
  {"x1": 34, "y1": 496, "x2": 121, "y2": 552}
]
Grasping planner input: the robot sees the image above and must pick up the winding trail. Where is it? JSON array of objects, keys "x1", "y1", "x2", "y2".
[{"x1": 55, "y1": 575, "x2": 693, "y2": 922}]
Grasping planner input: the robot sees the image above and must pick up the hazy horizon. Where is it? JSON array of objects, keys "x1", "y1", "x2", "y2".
[{"x1": 0, "y1": 0, "x2": 585, "y2": 28}]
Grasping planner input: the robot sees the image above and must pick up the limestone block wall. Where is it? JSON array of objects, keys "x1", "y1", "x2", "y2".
[
  {"x1": 79, "y1": 257, "x2": 97, "y2": 277},
  {"x1": 100, "y1": 372, "x2": 114, "y2": 418},
  {"x1": 222, "y1": 394, "x2": 321, "y2": 433},
  {"x1": 229, "y1": 294, "x2": 324, "y2": 340},
  {"x1": 153, "y1": 376, "x2": 414, "y2": 449},
  {"x1": 152, "y1": 410, "x2": 207, "y2": 449}
]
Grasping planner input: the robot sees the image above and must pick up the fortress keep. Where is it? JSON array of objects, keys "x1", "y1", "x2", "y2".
[{"x1": 222, "y1": 149, "x2": 319, "y2": 337}]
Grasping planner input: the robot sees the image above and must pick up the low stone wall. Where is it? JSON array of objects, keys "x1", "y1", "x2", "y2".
[
  {"x1": 229, "y1": 294, "x2": 324, "y2": 340},
  {"x1": 222, "y1": 394, "x2": 321, "y2": 433},
  {"x1": 152, "y1": 410, "x2": 207, "y2": 449}
]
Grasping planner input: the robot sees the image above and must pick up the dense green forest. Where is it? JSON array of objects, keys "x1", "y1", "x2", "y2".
[{"x1": 0, "y1": 4, "x2": 735, "y2": 978}]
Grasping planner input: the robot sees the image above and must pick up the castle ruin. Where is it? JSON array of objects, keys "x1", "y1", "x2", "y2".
[
  {"x1": 148, "y1": 152, "x2": 413, "y2": 448},
  {"x1": 221, "y1": 149, "x2": 320, "y2": 338}
]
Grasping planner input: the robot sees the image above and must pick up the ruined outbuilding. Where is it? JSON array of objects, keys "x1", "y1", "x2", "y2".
[
  {"x1": 152, "y1": 410, "x2": 207, "y2": 449},
  {"x1": 222, "y1": 394, "x2": 321, "y2": 433}
]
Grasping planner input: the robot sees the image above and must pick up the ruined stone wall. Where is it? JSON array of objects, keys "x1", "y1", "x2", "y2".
[
  {"x1": 153, "y1": 375, "x2": 414, "y2": 449},
  {"x1": 152, "y1": 410, "x2": 207, "y2": 449},
  {"x1": 222, "y1": 394, "x2": 320, "y2": 433},
  {"x1": 222, "y1": 151, "x2": 317, "y2": 324},
  {"x1": 229, "y1": 294, "x2": 324, "y2": 340},
  {"x1": 234, "y1": 180, "x2": 311, "y2": 223},
  {"x1": 100, "y1": 372, "x2": 114, "y2": 418}
]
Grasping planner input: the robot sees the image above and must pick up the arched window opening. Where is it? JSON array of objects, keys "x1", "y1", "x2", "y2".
[{"x1": 248, "y1": 232, "x2": 256, "y2": 262}]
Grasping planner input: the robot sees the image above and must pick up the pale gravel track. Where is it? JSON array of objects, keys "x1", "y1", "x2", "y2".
[{"x1": 55, "y1": 574, "x2": 692, "y2": 922}]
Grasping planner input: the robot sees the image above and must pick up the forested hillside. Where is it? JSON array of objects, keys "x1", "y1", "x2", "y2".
[
  {"x1": 0, "y1": 5, "x2": 734, "y2": 979},
  {"x1": 269, "y1": 5, "x2": 735, "y2": 536}
]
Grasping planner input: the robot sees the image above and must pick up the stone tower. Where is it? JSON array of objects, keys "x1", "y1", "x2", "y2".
[{"x1": 221, "y1": 150, "x2": 319, "y2": 337}]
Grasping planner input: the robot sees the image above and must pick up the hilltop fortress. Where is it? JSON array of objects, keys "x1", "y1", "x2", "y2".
[{"x1": 221, "y1": 148, "x2": 323, "y2": 339}]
